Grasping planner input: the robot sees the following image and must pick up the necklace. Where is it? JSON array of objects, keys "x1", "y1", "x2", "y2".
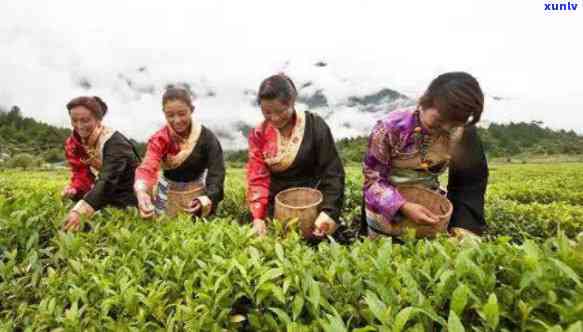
[
  {"x1": 413, "y1": 110, "x2": 449, "y2": 175},
  {"x1": 80, "y1": 126, "x2": 103, "y2": 168}
]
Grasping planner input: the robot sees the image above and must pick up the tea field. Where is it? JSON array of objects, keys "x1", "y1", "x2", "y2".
[{"x1": 0, "y1": 164, "x2": 582, "y2": 331}]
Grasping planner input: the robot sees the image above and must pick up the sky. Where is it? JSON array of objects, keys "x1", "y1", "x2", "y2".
[{"x1": 1, "y1": 0, "x2": 582, "y2": 148}]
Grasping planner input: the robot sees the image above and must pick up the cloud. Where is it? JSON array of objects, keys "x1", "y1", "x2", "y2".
[{"x1": 1, "y1": 0, "x2": 582, "y2": 149}]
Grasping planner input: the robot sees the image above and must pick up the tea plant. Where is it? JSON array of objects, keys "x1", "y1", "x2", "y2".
[{"x1": 0, "y1": 164, "x2": 582, "y2": 330}]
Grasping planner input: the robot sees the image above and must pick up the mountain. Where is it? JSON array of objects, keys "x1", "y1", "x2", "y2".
[
  {"x1": 2, "y1": 102, "x2": 583, "y2": 168},
  {"x1": 3, "y1": 60, "x2": 583, "y2": 166},
  {"x1": 6, "y1": 58, "x2": 581, "y2": 152}
]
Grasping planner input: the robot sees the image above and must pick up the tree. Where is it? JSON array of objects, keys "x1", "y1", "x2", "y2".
[
  {"x1": 6, "y1": 153, "x2": 42, "y2": 170},
  {"x1": 43, "y1": 148, "x2": 65, "y2": 163}
]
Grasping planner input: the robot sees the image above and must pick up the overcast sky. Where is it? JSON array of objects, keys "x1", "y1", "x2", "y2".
[{"x1": 1, "y1": 0, "x2": 582, "y2": 146}]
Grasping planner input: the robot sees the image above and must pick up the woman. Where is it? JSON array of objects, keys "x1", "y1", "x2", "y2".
[
  {"x1": 362, "y1": 72, "x2": 488, "y2": 238},
  {"x1": 134, "y1": 87, "x2": 225, "y2": 218},
  {"x1": 446, "y1": 124, "x2": 489, "y2": 235},
  {"x1": 62, "y1": 96, "x2": 140, "y2": 231},
  {"x1": 246, "y1": 74, "x2": 345, "y2": 237}
]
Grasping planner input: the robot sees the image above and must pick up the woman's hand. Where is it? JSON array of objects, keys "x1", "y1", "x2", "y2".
[
  {"x1": 136, "y1": 191, "x2": 155, "y2": 218},
  {"x1": 63, "y1": 211, "x2": 82, "y2": 232},
  {"x1": 400, "y1": 202, "x2": 439, "y2": 225},
  {"x1": 312, "y1": 213, "x2": 337, "y2": 237},
  {"x1": 252, "y1": 218, "x2": 267, "y2": 237},
  {"x1": 185, "y1": 198, "x2": 202, "y2": 216},
  {"x1": 62, "y1": 186, "x2": 77, "y2": 199}
]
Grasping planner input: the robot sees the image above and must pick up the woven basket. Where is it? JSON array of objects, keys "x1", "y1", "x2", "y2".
[
  {"x1": 274, "y1": 187, "x2": 323, "y2": 239},
  {"x1": 395, "y1": 185, "x2": 453, "y2": 237},
  {"x1": 166, "y1": 185, "x2": 205, "y2": 217}
]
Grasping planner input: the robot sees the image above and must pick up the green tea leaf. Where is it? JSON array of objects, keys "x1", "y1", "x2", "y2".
[
  {"x1": 257, "y1": 268, "x2": 284, "y2": 289},
  {"x1": 448, "y1": 310, "x2": 465, "y2": 332},
  {"x1": 269, "y1": 284, "x2": 286, "y2": 304},
  {"x1": 393, "y1": 307, "x2": 419, "y2": 332},
  {"x1": 549, "y1": 258, "x2": 581, "y2": 286},
  {"x1": 308, "y1": 278, "x2": 321, "y2": 313},
  {"x1": 364, "y1": 290, "x2": 388, "y2": 324},
  {"x1": 481, "y1": 293, "x2": 499, "y2": 330},
  {"x1": 450, "y1": 283, "x2": 469, "y2": 316},
  {"x1": 269, "y1": 307, "x2": 291, "y2": 325},
  {"x1": 321, "y1": 313, "x2": 348, "y2": 332},
  {"x1": 352, "y1": 327, "x2": 377, "y2": 332},
  {"x1": 292, "y1": 295, "x2": 304, "y2": 321},
  {"x1": 275, "y1": 243, "x2": 285, "y2": 261},
  {"x1": 566, "y1": 321, "x2": 583, "y2": 332}
]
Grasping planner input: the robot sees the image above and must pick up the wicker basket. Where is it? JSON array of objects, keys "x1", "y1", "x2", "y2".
[
  {"x1": 274, "y1": 187, "x2": 323, "y2": 239},
  {"x1": 166, "y1": 185, "x2": 205, "y2": 217},
  {"x1": 395, "y1": 185, "x2": 453, "y2": 237}
]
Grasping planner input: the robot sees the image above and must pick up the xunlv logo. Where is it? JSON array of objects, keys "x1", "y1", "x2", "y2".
[{"x1": 544, "y1": 1, "x2": 579, "y2": 10}]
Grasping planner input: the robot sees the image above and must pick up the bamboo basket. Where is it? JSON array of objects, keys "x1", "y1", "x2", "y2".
[
  {"x1": 166, "y1": 185, "x2": 205, "y2": 217},
  {"x1": 394, "y1": 185, "x2": 453, "y2": 237},
  {"x1": 274, "y1": 187, "x2": 323, "y2": 239}
]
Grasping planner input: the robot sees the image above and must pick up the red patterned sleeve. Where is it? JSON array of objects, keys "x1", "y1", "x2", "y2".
[
  {"x1": 246, "y1": 127, "x2": 271, "y2": 220},
  {"x1": 134, "y1": 130, "x2": 170, "y2": 192},
  {"x1": 64, "y1": 136, "x2": 94, "y2": 195}
]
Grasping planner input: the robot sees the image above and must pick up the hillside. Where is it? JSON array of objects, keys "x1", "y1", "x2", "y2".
[
  {"x1": 0, "y1": 106, "x2": 146, "y2": 164},
  {"x1": 2, "y1": 106, "x2": 583, "y2": 167}
]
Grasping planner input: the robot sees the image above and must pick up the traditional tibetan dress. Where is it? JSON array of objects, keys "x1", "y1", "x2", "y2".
[
  {"x1": 134, "y1": 119, "x2": 225, "y2": 217},
  {"x1": 246, "y1": 111, "x2": 345, "y2": 225},
  {"x1": 65, "y1": 126, "x2": 140, "y2": 217},
  {"x1": 363, "y1": 108, "x2": 488, "y2": 236}
]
